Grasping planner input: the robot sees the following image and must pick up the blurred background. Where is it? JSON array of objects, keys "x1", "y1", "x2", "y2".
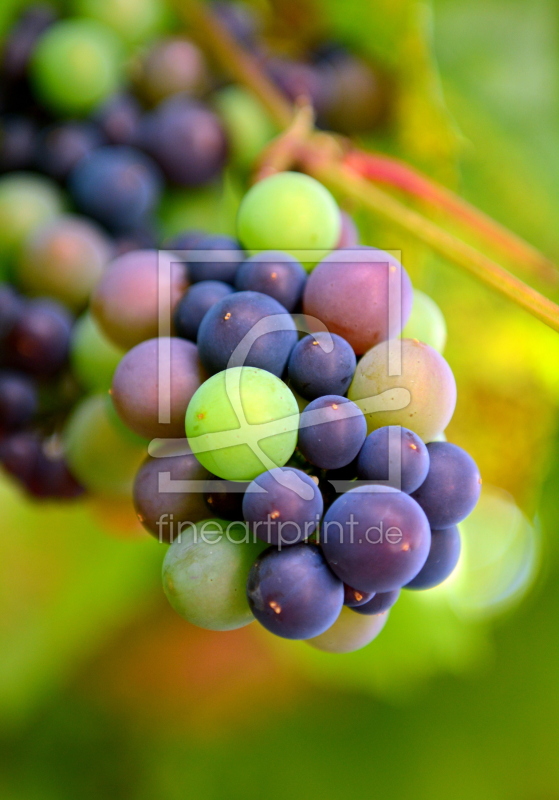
[{"x1": 1, "y1": 0, "x2": 558, "y2": 798}]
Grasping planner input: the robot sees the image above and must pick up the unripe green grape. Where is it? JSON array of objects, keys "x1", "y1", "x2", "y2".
[
  {"x1": 306, "y1": 606, "x2": 389, "y2": 653},
  {"x1": 0, "y1": 173, "x2": 64, "y2": 275},
  {"x1": 401, "y1": 289, "x2": 447, "y2": 353},
  {"x1": 72, "y1": 0, "x2": 167, "y2": 46},
  {"x1": 162, "y1": 519, "x2": 267, "y2": 631},
  {"x1": 236, "y1": 172, "x2": 341, "y2": 270},
  {"x1": 214, "y1": 86, "x2": 277, "y2": 171},
  {"x1": 348, "y1": 338, "x2": 456, "y2": 442},
  {"x1": 70, "y1": 313, "x2": 126, "y2": 393},
  {"x1": 31, "y1": 19, "x2": 124, "y2": 116},
  {"x1": 63, "y1": 394, "x2": 146, "y2": 497},
  {"x1": 186, "y1": 367, "x2": 299, "y2": 481}
]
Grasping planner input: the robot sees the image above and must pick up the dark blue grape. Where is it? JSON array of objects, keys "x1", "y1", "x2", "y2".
[
  {"x1": 174, "y1": 280, "x2": 234, "y2": 341},
  {"x1": 243, "y1": 467, "x2": 323, "y2": 546},
  {"x1": 204, "y1": 477, "x2": 247, "y2": 521},
  {"x1": 235, "y1": 251, "x2": 306, "y2": 312},
  {"x1": 140, "y1": 97, "x2": 227, "y2": 187},
  {"x1": 411, "y1": 442, "x2": 481, "y2": 529},
  {"x1": 0, "y1": 371, "x2": 37, "y2": 434},
  {"x1": 357, "y1": 426, "x2": 430, "y2": 494},
  {"x1": 0, "y1": 115, "x2": 37, "y2": 172},
  {"x1": 114, "y1": 223, "x2": 158, "y2": 256},
  {"x1": 69, "y1": 145, "x2": 162, "y2": 232},
  {"x1": 0, "y1": 430, "x2": 42, "y2": 482},
  {"x1": 298, "y1": 395, "x2": 366, "y2": 470},
  {"x1": 26, "y1": 446, "x2": 85, "y2": 499},
  {"x1": 186, "y1": 234, "x2": 244, "y2": 284},
  {"x1": 94, "y1": 92, "x2": 142, "y2": 146},
  {"x1": 321, "y1": 486, "x2": 431, "y2": 593},
  {"x1": 352, "y1": 589, "x2": 400, "y2": 615},
  {"x1": 36, "y1": 122, "x2": 104, "y2": 181},
  {"x1": 246, "y1": 543, "x2": 343, "y2": 639},
  {"x1": 0, "y1": 284, "x2": 24, "y2": 341},
  {"x1": 343, "y1": 584, "x2": 374, "y2": 607},
  {"x1": 165, "y1": 229, "x2": 206, "y2": 251},
  {"x1": 197, "y1": 290, "x2": 297, "y2": 376},
  {"x1": 405, "y1": 525, "x2": 461, "y2": 590},
  {"x1": 288, "y1": 333, "x2": 356, "y2": 400},
  {"x1": 4, "y1": 298, "x2": 72, "y2": 377}
]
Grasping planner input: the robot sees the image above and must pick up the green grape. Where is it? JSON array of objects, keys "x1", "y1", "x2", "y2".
[
  {"x1": 63, "y1": 394, "x2": 146, "y2": 497},
  {"x1": 162, "y1": 519, "x2": 267, "y2": 631},
  {"x1": 348, "y1": 338, "x2": 456, "y2": 442},
  {"x1": 70, "y1": 313, "x2": 126, "y2": 393},
  {"x1": 214, "y1": 86, "x2": 278, "y2": 171},
  {"x1": 236, "y1": 172, "x2": 341, "y2": 270},
  {"x1": 186, "y1": 366, "x2": 299, "y2": 481},
  {"x1": 0, "y1": 173, "x2": 64, "y2": 275},
  {"x1": 31, "y1": 19, "x2": 124, "y2": 116},
  {"x1": 401, "y1": 289, "x2": 447, "y2": 353},
  {"x1": 72, "y1": 0, "x2": 167, "y2": 46},
  {"x1": 306, "y1": 606, "x2": 388, "y2": 653}
]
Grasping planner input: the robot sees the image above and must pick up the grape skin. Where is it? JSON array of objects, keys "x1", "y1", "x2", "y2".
[
  {"x1": 352, "y1": 588, "x2": 400, "y2": 615},
  {"x1": 70, "y1": 312, "x2": 125, "y2": 393},
  {"x1": 186, "y1": 234, "x2": 244, "y2": 284},
  {"x1": 343, "y1": 584, "x2": 374, "y2": 607},
  {"x1": 235, "y1": 251, "x2": 307, "y2": 312},
  {"x1": 204, "y1": 478, "x2": 247, "y2": 522},
  {"x1": 174, "y1": 280, "x2": 234, "y2": 342},
  {"x1": 298, "y1": 395, "x2": 367, "y2": 470},
  {"x1": 287, "y1": 332, "x2": 356, "y2": 400},
  {"x1": 35, "y1": 122, "x2": 104, "y2": 181},
  {"x1": 401, "y1": 289, "x2": 447, "y2": 353},
  {"x1": 306, "y1": 605, "x2": 388, "y2": 653},
  {"x1": 4, "y1": 298, "x2": 72, "y2": 377},
  {"x1": 356, "y1": 426, "x2": 430, "y2": 494},
  {"x1": 405, "y1": 526, "x2": 461, "y2": 590},
  {"x1": 246, "y1": 543, "x2": 344, "y2": 640},
  {"x1": 0, "y1": 371, "x2": 37, "y2": 434}
]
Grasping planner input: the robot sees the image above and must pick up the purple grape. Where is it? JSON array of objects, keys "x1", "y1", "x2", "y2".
[
  {"x1": 235, "y1": 251, "x2": 307, "y2": 312},
  {"x1": 36, "y1": 122, "x2": 104, "y2": 181},
  {"x1": 0, "y1": 284, "x2": 24, "y2": 341},
  {"x1": 165, "y1": 229, "x2": 206, "y2": 251},
  {"x1": 197, "y1": 290, "x2": 297, "y2": 376},
  {"x1": 94, "y1": 92, "x2": 142, "y2": 146},
  {"x1": 405, "y1": 526, "x2": 461, "y2": 590},
  {"x1": 0, "y1": 115, "x2": 37, "y2": 172},
  {"x1": 1, "y1": 4, "x2": 57, "y2": 82},
  {"x1": 211, "y1": 1, "x2": 260, "y2": 47},
  {"x1": 246, "y1": 543, "x2": 344, "y2": 639},
  {"x1": 352, "y1": 589, "x2": 400, "y2": 615},
  {"x1": 411, "y1": 442, "x2": 481, "y2": 529},
  {"x1": 336, "y1": 210, "x2": 359, "y2": 248},
  {"x1": 288, "y1": 333, "x2": 356, "y2": 400},
  {"x1": 266, "y1": 57, "x2": 329, "y2": 114},
  {"x1": 321, "y1": 486, "x2": 431, "y2": 593},
  {"x1": 26, "y1": 445, "x2": 85, "y2": 499},
  {"x1": 0, "y1": 430, "x2": 42, "y2": 482},
  {"x1": 0, "y1": 371, "x2": 37, "y2": 434},
  {"x1": 298, "y1": 395, "x2": 367, "y2": 470},
  {"x1": 4, "y1": 298, "x2": 72, "y2": 377},
  {"x1": 186, "y1": 234, "x2": 244, "y2": 284},
  {"x1": 174, "y1": 280, "x2": 234, "y2": 341},
  {"x1": 357, "y1": 426, "x2": 430, "y2": 494},
  {"x1": 204, "y1": 477, "x2": 247, "y2": 521},
  {"x1": 343, "y1": 584, "x2": 374, "y2": 607},
  {"x1": 242, "y1": 467, "x2": 323, "y2": 546}
]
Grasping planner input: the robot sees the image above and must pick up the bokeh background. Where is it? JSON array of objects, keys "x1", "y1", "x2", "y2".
[{"x1": 1, "y1": 0, "x2": 559, "y2": 798}]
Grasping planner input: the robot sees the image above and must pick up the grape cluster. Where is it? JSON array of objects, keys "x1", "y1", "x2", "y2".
[{"x1": 0, "y1": 2, "x2": 481, "y2": 654}]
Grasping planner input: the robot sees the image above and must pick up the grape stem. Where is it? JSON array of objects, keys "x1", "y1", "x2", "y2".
[{"x1": 177, "y1": 0, "x2": 559, "y2": 333}]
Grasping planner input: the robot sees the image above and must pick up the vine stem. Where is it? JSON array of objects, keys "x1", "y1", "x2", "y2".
[{"x1": 176, "y1": 0, "x2": 559, "y2": 333}]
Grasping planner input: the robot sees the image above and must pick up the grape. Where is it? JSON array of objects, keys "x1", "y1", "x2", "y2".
[
  {"x1": 235, "y1": 251, "x2": 307, "y2": 311},
  {"x1": 343, "y1": 584, "x2": 374, "y2": 607},
  {"x1": 136, "y1": 38, "x2": 208, "y2": 104},
  {"x1": 319, "y1": 53, "x2": 389, "y2": 134},
  {"x1": 35, "y1": 122, "x2": 104, "y2": 181},
  {"x1": 236, "y1": 172, "x2": 341, "y2": 268},
  {"x1": 174, "y1": 280, "x2": 234, "y2": 342},
  {"x1": 411, "y1": 442, "x2": 481, "y2": 528},
  {"x1": 140, "y1": 97, "x2": 227, "y2": 187},
  {"x1": 0, "y1": 430, "x2": 43, "y2": 483},
  {"x1": 91, "y1": 249, "x2": 188, "y2": 349},
  {"x1": 1, "y1": 4, "x2": 57, "y2": 82},
  {"x1": 242, "y1": 467, "x2": 323, "y2": 546},
  {"x1": 111, "y1": 337, "x2": 204, "y2": 440},
  {"x1": 197, "y1": 290, "x2": 297, "y2": 376},
  {"x1": 405, "y1": 526, "x2": 461, "y2": 590},
  {"x1": 0, "y1": 284, "x2": 24, "y2": 341},
  {"x1": 70, "y1": 312, "x2": 125, "y2": 393},
  {"x1": 266, "y1": 58, "x2": 329, "y2": 114},
  {"x1": 64, "y1": 394, "x2": 146, "y2": 497},
  {"x1": 94, "y1": 92, "x2": 141, "y2": 146},
  {"x1": 336, "y1": 211, "x2": 359, "y2": 248},
  {"x1": 69, "y1": 145, "x2": 162, "y2": 233},
  {"x1": 0, "y1": 371, "x2": 37, "y2": 434},
  {"x1": 186, "y1": 234, "x2": 244, "y2": 284},
  {"x1": 165, "y1": 229, "x2": 206, "y2": 251},
  {"x1": 0, "y1": 116, "x2": 37, "y2": 172},
  {"x1": 214, "y1": 86, "x2": 277, "y2": 170},
  {"x1": 246, "y1": 543, "x2": 344, "y2": 639},
  {"x1": 287, "y1": 332, "x2": 356, "y2": 400},
  {"x1": 321, "y1": 486, "x2": 431, "y2": 593},
  {"x1": 352, "y1": 588, "x2": 400, "y2": 615},
  {"x1": 401, "y1": 289, "x2": 447, "y2": 353},
  {"x1": 298, "y1": 395, "x2": 367, "y2": 470},
  {"x1": 114, "y1": 224, "x2": 157, "y2": 256},
  {"x1": 133, "y1": 452, "x2": 209, "y2": 541},
  {"x1": 30, "y1": 19, "x2": 124, "y2": 116},
  {"x1": 72, "y1": 0, "x2": 166, "y2": 46},
  {"x1": 25, "y1": 442, "x2": 85, "y2": 500},
  {"x1": 18, "y1": 215, "x2": 112, "y2": 309},
  {"x1": 357, "y1": 426, "x2": 430, "y2": 494},
  {"x1": 4, "y1": 298, "x2": 72, "y2": 377},
  {"x1": 211, "y1": 1, "x2": 260, "y2": 47},
  {"x1": 303, "y1": 247, "x2": 413, "y2": 354},
  {"x1": 185, "y1": 366, "x2": 299, "y2": 481},
  {"x1": 0, "y1": 173, "x2": 63, "y2": 268},
  {"x1": 204, "y1": 477, "x2": 247, "y2": 521},
  {"x1": 306, "y1": 605, "x2": 388, "y2": 653},
  {"x1": 162, "y1": 519, "x2": 266, "y2": 631},
  {"x1": 348, "y1": 338, "x2": 457, "y2": 442}
]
